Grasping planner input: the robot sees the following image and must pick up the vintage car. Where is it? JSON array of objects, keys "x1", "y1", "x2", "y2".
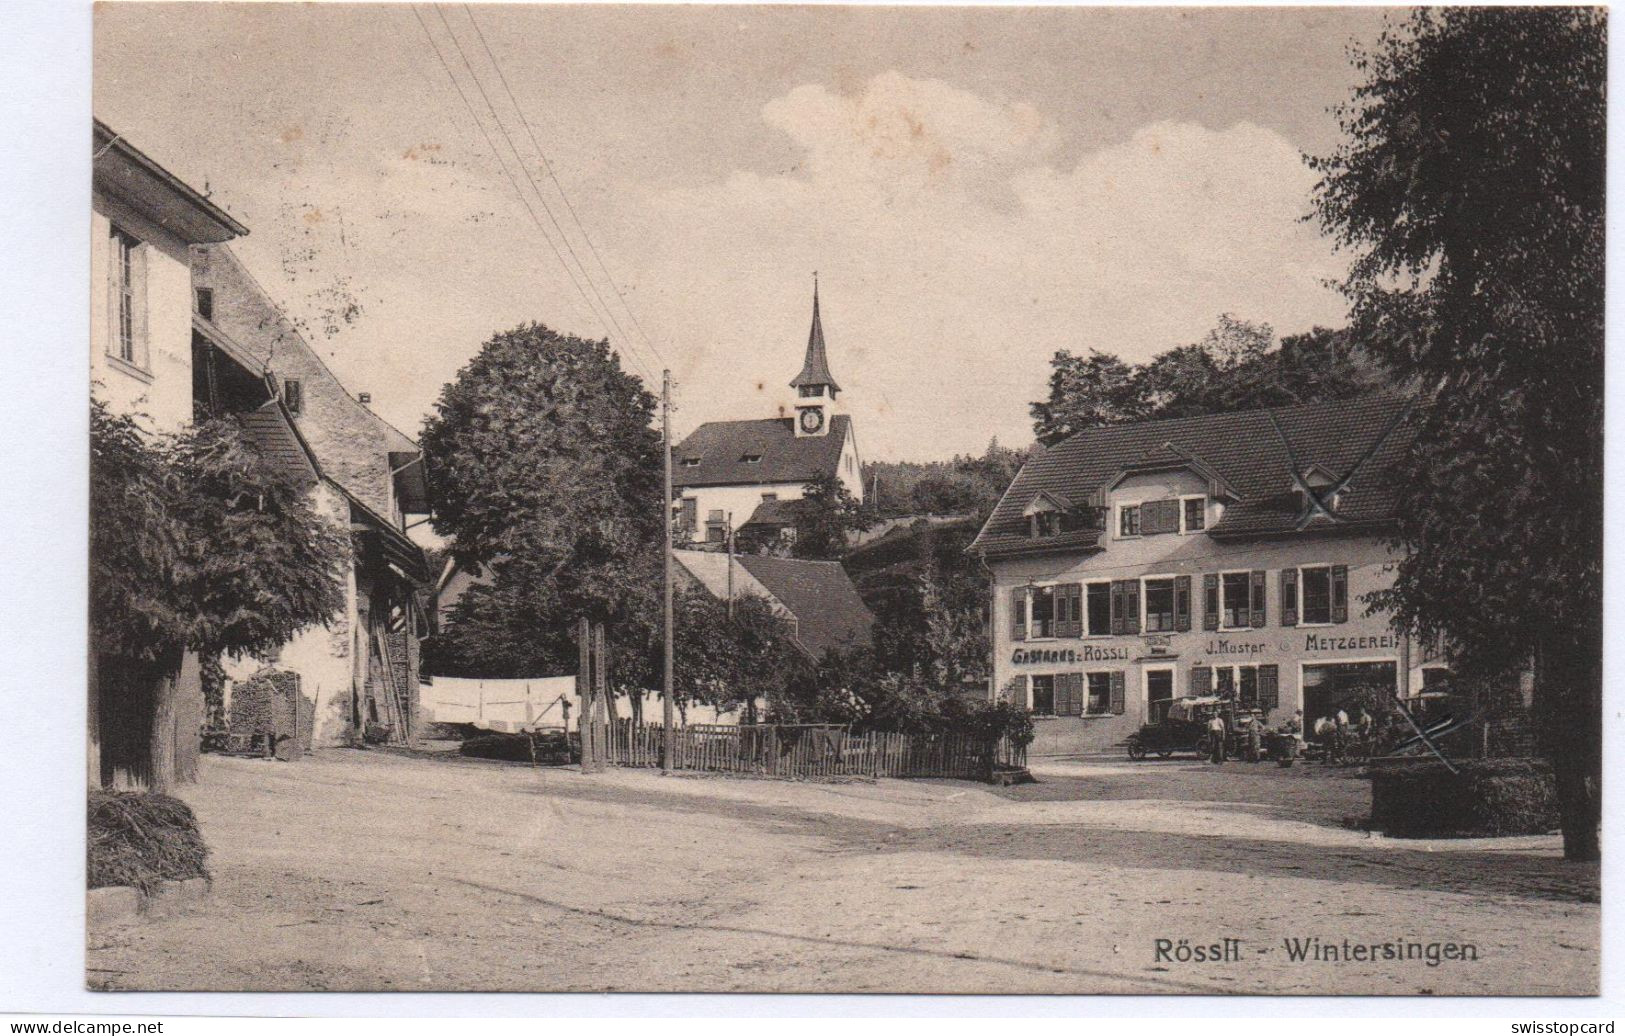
[{"x1": 1125, "y1": 696, "x2": 1268, "y2": 760}]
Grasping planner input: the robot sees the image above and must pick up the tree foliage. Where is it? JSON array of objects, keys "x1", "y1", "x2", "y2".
[
  {"x1": 422, "y1": 324, "x2": 664, "y2": 678},
  {"x1": 865, "y1": 438, "x2": 1031, "y2": 521},
  {"x1": 1310, "y1": 7, "x2": 1604, "y2": 859},
  {"x1": 90, "y1": 400, "x2": 347, "y2": 663},
  {"x1": 1030, "y1": 316, "x2": 1389, "y2": 446},
  {"x1": 789, "y1": 473, "x2": 872, "y2": 560}
]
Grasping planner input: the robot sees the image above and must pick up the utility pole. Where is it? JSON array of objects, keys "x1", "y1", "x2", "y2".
[
  {"x1": 726, "y1": 511, "x2": 735, "y2": 620},
  {"x1": 662, "y1": 369, "x2": 675, "y2": 773}
]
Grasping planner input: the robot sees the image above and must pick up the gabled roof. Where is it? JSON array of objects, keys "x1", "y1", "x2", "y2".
[
  {"x1": 735, "y1": 555, "x2": 874, "y2": 658},
  {"x1": 790, "y1": 283, "x2": 841, "y2": 392},
  {"x1": 971, "y1": 394, "x2": 1416, "y2": 559},
  {"x1": 93, "y1": 120, "x2": 247, "y2": 244},
  {"x1": 673, "y1": 415, "x2": 851, "y2": 488}
]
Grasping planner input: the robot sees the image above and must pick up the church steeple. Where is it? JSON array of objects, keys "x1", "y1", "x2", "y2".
[{"x1": 790, "y1": 273, "x2": 841, "y2": 396}]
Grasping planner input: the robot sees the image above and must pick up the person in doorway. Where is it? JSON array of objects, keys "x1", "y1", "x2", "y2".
[
  {"x1": 1207, "y1": 711, "x2": 1227, "y2": 764},
  {"x1": 1313, "y1": 715, "x2": 1337, "y2": 764}
]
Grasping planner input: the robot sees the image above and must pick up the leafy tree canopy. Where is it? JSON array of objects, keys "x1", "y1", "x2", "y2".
[
  {"x1": 1310, "y1": 7, "x2": 1603, "y2": 858},
  {"x1": 1029, "y1": 316, "x2": 1389, "y2": 446},
  {"x1": 90, "y1": 400, "x2": 347, "y2": 663}
]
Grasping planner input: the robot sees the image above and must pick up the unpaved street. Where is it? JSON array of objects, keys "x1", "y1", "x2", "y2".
[{"x1": 87, "y1": 751, "x2": 1598, "y2": 994}]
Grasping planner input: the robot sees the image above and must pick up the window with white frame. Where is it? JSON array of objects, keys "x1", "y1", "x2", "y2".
[
  {"x1": 1085, "y1": 581, "x2": 1112, "y2": 636},
  {"x1": 1143, "y1": 577, "x2": 1177, "y2": 632},
  {"x1": 1181, "y1": 496, "x2": 1206, "y2": 533},
  {"x1": 1220, "y1": 571, "x2": 1253, "y2": 629},
  {"x1": 1118, "y1": 503, "x2": 1141, "y2": 538},
  {"x1": 1300, "y1": 565, "x2": 1334, "y2": 625},
  {"x1": 109, "y1": 224, "x2": 146, "y2": 368}
]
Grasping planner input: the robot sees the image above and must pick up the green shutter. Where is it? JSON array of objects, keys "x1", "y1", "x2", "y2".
[
  {"x1": 1174, "y1": 575, "x2": 1192, "y2": 632},
  {"x1": 1250, "y1": 570, "x2": 1268, "y2": 628},
  {"x1": 1060, "y1": 584, "x2": 1082, "y2": 638},
  {"x1": 1280, "y1": 568, "x2": 1298, "y2": 626},
  {"x1": 1142, "y1": 498, "x2": 1180, "y2": 535},
  {"x1": 1109, "y1": 671, "x2": 1126, "y2": 715},
  {"x1": 1258, "y1": 664, "x2": 1280, "y2": 712},
  {"x1": 1331, "y1": 565, "x2": 1349, "y2": 623},
  {"x1": 1203, "y1": 574, "x2": 1220, "y2": 632},
  {"x1": 1011, "y1": 587, "x2": 1026, "y2": 641}
]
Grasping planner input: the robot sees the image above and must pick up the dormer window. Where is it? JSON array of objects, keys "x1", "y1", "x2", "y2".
[
  {"x1": 680, "y1": 457, "x2": 701, "y2": 467},
  {"x1": 1023, "y1": 491, "x2": 1070, "y2": 539},
  {"x1": 741, "y1": 453, "x2": 762, "y2": 464},
  {"x1": 1118, "y1": 504, "x2": 1141, "y2": 538},
  {"x1": 1295, "y1": 466, "x2": 1343, "y2": 515},
  {"x1": 1182, "y1": 496, "x2": 1206, "y2": 532},
  {"x1": 1032, "y1": 511, "x2": 1060, "y2": 537}
]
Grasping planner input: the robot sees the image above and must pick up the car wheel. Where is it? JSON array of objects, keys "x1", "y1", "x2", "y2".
[{"x1": 1128, "y1": 742, "x2": 1147, "y2": 760}]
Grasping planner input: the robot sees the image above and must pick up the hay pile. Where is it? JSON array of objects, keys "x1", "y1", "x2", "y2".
[
  {"x1": 1369, "y1": 757, "x2": 1559, "y2": 837},
  {"x1": 87, "y1": 790, "x2": 210, "y2": 895}
]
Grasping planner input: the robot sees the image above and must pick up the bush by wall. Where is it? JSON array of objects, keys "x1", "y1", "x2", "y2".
[
  {"x1": 87, "y1": 790, "x2": 210, "y2": 896},
  {"x1": 1368, "y1": 757, "x2": 1559, "y2": 837}
]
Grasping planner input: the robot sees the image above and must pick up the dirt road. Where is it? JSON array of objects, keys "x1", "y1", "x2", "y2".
[{"x1": 87, "y1": 750, "x2": 1597, "y2": 994}]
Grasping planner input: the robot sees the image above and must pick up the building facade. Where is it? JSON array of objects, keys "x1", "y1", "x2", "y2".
[
  {"x1": 970, "y1": 396, "x2": 1449, "y2": 758},
  {"x1": 672, "y1": 282, "x2": 863, "y2": 549}
]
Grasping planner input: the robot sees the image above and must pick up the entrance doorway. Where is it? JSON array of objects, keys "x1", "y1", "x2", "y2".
[
  {"x1": 1145, "y1": 667, "x2": 1175, "y2": 724},
  {"x1": 1301, "y1": 660, "x2": 1398, "y2": 724}
]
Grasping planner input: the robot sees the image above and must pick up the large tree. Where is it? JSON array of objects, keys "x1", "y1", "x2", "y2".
[
  {"x1": 90, "y1": 402, "x2": 347, "y2": 791},
  {"x1": 422, "y1": 324, "x2": 665, "y2": 682},
  {"x1": 1311, "y1": 8, "x2": 1604, "y2": 859}
]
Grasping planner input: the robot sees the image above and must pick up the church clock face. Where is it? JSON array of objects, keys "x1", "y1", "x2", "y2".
[{"x1": 799, "y1": 407, "x2": 825, "y2": 433}]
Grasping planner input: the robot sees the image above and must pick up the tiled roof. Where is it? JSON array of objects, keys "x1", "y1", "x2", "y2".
[
  {"x1": 971, "y1": 394, "x2": 1417, "y2": 559},
  {"x1": 735, "y1": 555, "x2": 875, "y2": 658},
  {"x1": 673, "y1": 415, "x2": 850, "y2": 488},
  {"x1": 740, "y1": 497, "x2": 813, "y2": 529},
  {"x1": 237, "y1": 406, "x2": 318, "y2": 487}
]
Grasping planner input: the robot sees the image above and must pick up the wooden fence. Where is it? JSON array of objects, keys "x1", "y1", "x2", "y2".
[{"x1": 598, "y1": 719, "x2": 1027, "y2": 782}]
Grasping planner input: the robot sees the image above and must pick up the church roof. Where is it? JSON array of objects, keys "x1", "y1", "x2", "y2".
[
  {"x1": 673, "y1": 415, "x2": 851, "y2": 488},
  {"x1": 789, "y1": 284, "x2": 841, "y2": 392}
]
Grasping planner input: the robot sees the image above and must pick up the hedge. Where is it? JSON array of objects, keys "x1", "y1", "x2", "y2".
[{"x1": 1368, "y1": 757, "x2": 1559, "y2": 837}]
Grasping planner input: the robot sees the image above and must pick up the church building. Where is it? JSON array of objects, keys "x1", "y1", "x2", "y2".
[{"x1": 672, "y1": 281, "x2": 864, "y2": 549}]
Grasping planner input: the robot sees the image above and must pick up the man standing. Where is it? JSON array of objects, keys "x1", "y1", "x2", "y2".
[{"x1": 1207, "y1": 710, "x2": 1228, "y2": 764}]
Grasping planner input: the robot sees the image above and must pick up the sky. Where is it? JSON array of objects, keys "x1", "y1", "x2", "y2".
[{"x1": 94, "y1": 3, "x2": 1391, "y2": 462}]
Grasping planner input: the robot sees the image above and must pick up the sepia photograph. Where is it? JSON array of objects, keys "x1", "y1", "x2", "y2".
[{"x1": 76, "y1": 1, "x2": 1601, "y2": 999}]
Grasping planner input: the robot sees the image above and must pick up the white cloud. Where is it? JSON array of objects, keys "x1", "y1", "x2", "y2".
[{"x1": 628, "y1": 72, "x2": 1349, "y2": 460}]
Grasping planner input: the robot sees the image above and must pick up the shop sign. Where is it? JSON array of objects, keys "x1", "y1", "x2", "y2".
[
  {"x1": 1303, "y1": 633, "x2": 1399, "y2": 652},
  {"x1": 1204, "y1": 639, "x2": 1268, "y2": 657},
  {"x1": 1011, "y1": 644, "x2": 1132, "y2": 665}
]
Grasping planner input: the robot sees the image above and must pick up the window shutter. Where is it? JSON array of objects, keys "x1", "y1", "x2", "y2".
[
  {"x1": 1258, "y1": 665, "x2": 1280, "y2": 712},
  {"x1": 1122, "y1": 580, "x2": 1141, "y2": 635},
  {"x1": 1008, "y1": 675, "x2": 1029, "y2": 709},
  {"x1": 1190, "y1": 665, "x2": 1212, "y2": 696},
  {"x1": 1070, "y1": 673, "x2": 1086, "y2": 716},
  {"x1": 1174, "y1": 575, "x2": 1192, "y2": 632},
  {"x1": 1052, "y1": 675, "x2": 1069, "y2": 716},
  {"x1": 1011, "y1": 588, "x2": 1027, "y2": 641},
  {"x1": 1142, "y1": 498, "x2": 1180, "y2": 535},
  {"x1": 1280, "y1": 568, "x2": 1298, "y2": 627},
  {"x1": 1110, "y1": 581, "x2": 1125, "y2": 636},
  {"x1": 1059, "y1": 584, "x2": 1081, "y2": 638},
  {"x1": 1249, "y1": 570, "x2": 1268, "y2": 628},
  {"x1": 1203, "y1": 574, "x2": 1220, "y2": 632},
  {"x1": 1109, "y1": 671, "x2": 1126, "y2": 715},
  {"x1": 1331, "y1": 565, "x2": 1350, "y2": 623}
]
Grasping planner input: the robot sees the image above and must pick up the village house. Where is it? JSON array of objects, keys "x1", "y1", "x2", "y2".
[
  {"x1": 672, "y1": 281, "x2": 864, "y2": 550},
  {"x1": 191, "y1": 242, "x2": 432, "y2": 749},
  {"x1": 969, "y1": 394, "x2": 1472, "y2": 758},
  {"x1": 90, "y1": 120, "x2": 249, "y2": 786},
  {"x1": 673, "y1": 549, "x2": 874, "y2": 662}
]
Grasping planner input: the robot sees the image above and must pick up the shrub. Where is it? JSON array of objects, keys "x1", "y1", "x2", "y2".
[
  {"x1": 1369, "y1": 757, "x2": 1559, "y2": 837},
  {"x1": 87, "y1": 790, "x2": 210, "y2": 896}
]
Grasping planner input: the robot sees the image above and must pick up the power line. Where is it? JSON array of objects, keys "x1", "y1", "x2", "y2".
[
  {"x1": 409, "y1": 5, "x2": 658, "y2": 384},
  {"x1": 460, "y1": 3, "x2": 668, "y2": 370},
  {"x1": 429, "y1": 5, "x2": 664, "y2": 384}
]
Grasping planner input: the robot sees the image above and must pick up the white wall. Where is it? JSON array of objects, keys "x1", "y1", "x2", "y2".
[
  {"x1": 679, "y1": 481, "x2": 807, "y2": 545},
  {"x1": 90, "y1": 195, "x2": 196, "y2": 434}
]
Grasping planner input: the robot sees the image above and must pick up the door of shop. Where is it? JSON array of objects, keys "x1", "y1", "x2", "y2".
[{"x1": 1145, "y1": 667, "x2": 1175, "y2": 724}]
